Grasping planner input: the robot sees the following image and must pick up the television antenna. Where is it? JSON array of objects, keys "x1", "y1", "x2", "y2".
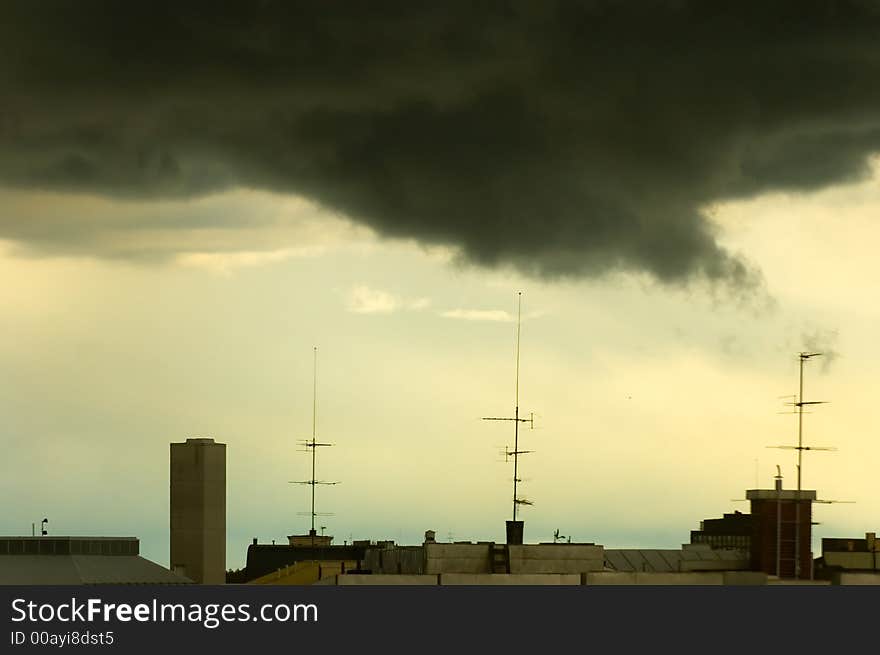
[
  {"x1": 767, "y1": 353, "x2": 832, "y2": 491},
  {"x1": 482, "y1": 292, "x2": 537, "y2": 523},
  {"x1": 289, "y1": 347, "x2": 339, "y2": 547},
  {"x1": 765, "y1": 352, "x2": 834, "y2": 579}
]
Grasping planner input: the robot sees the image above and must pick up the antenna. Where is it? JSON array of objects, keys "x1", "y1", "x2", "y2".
[
  {"x1": 289, "y1": 347, "x2": 339, "y2": 548},
  {"x1": 481, "y1": 292, "x2": 537, "y2": 527},
  {"x1": 775, "y1": 465, "x2": 782, "y2": 578},
  {"x1": 766, "y1": 352, "x2": 833, "y2": 580}
]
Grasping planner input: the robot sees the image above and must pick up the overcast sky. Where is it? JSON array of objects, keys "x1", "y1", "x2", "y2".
[{"x1": 1, "y1": 1, "x2": 879, "y2": 569}]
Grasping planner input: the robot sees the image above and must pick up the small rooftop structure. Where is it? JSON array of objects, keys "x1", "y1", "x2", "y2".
[
  {"x1": 690, "y1": 510, "x2": 753, "y2": 551},
  {"x1": 814, "y1": 532, "x2": 879, "y2": 579},
  {"x1": 288, "y1": 533, "x2": 333, "y2": 547}
]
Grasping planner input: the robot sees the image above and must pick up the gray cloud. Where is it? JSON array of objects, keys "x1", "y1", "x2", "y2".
[
  {"x1": 2, "y1": 1, "x2": 880, "y2": 287},
  {"x1": 802, "y1": 328, "x2": 841, "y2": 374}
]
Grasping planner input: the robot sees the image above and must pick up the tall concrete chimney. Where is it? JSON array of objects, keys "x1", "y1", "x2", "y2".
[{"x1": 170, "y1": 437, "x2": 226, "y2": 584}]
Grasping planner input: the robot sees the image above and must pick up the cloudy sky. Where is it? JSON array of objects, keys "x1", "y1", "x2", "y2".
[{"x1": 1, "y1": 1, "x2": 878, "y2": 569}]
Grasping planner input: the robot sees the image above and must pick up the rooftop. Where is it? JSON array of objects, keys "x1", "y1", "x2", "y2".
[
  {"x1": 0, "y1": 537, "x2": 191, "y2": 585},
  {"x1": 604, "y1": 546, "x2": 749, "y2": 573},
  {"x1": 0, "y1": 536, "x2": 139, "y2": 556},
  {"x1": 746, "y1": 489, "x2": 818, "y2": 501},
  {"x1": 180, "y1": 437, "x2": 221, "y2": 445}
]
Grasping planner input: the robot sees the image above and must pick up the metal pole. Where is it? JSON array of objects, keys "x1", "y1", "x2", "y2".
[
  {"x1": 513, "y1": 292, "x2": 522, "y2": 523},
  {"x1": 776, "y1": 493, "x2": 781, "y2": 577},
  {"x1": 775, "y1": 468, "x2": 782, "y2": 578},
  {"x1": 311, "y1": 347, "x2": 317, "y2": 543},
  {"x1": 312, "y1": 349, "x2": 316, "y2": 532},
  {"x1": 794, "y1": 355, "x2": 804, "y2": 579},
  {"x1": 513, "y1": 407, "x2": 519, "y2": 521},
  {"x1": 798, "y1": 354, "x2": 804, "y2": 492}
]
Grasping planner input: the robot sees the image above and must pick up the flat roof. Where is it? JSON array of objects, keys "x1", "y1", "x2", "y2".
[
  {"x1": 172, "y1": 437, "x2": 225, "y2": 446},
  {"x1": 0, "y1": 555, "x2": 192, "y2": 585},
  {"x1": 746, "y1": 489, "x2": 817, "y2": 501},
  {"x1": 0, "y1": 537, "x2": 139, "y2": 556}
]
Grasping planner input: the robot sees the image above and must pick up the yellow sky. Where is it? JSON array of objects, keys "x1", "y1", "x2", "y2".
[{"x1": 1, "y1": 166, "x2": 878, "y2": 568}]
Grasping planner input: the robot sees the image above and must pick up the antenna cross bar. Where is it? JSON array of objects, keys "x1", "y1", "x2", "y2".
[{"x1": 766, "y1": 445, "x2": 836, "y2": 452}]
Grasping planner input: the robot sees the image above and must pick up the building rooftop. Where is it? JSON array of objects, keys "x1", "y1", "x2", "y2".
[
  {"x1": 0, "y1": 536, "x2": 139, "y2": 556},
  {"x1": 0, "y1": 537, "x2": 192, "y2": 585},
  {"x1": 242, "y1": 543, "x2": 369, "y2": 581},
  {"x1": 178, "y1": 437, "x2": 222, "y2": 445},
  {"x1": 604, "y1": 546, "x2": 748, "y2": 573},
  {"x1": 746, "y1": 489, "x2": 817, "y2": 501}
]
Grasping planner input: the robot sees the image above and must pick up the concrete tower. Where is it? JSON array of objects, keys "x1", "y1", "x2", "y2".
[{"x1": 170, "y1": 437, "x2": 226, "y2": 584}]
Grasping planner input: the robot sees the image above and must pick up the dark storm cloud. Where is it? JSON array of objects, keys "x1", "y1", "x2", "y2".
[{"x1": 2, "y1": 1, "x2": 880, "y2": 284}]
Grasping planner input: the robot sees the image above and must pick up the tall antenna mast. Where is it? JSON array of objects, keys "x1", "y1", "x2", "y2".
[
  {"x1": 767, "y1": 352, "x2": 833, "y2": 579},
  {"x1": 482, "y1": 292, "x2": 536, "y2": 527},
  {"x1": 290, "y1": 346, "x2": 339, "y2": 547}
]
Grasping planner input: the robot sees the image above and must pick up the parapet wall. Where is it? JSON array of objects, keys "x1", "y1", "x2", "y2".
[
  {"x1": 423, "y1": 543, "x2": 606, "y2": 575},
  {"x1": 335, "y1": 575, "x2": 439, "y2": 586},
  {"x1": 584, "y1": 572, "x2": 725, "y2": 585},
  {"x1": 835, "y1": 573, "x2": 880, "y2": 585},
  {"x1": 509, "y1": 544, "x2": 604, "y2": 574},
  {"x1": 440, "y1": 573, "x2": 581, "y2": 585},
  {"x1": 424, "y1": 543, "x2": 490, "y2": 574},
  {"x1": 314, "y1": 570, "x2": 868, "y2": 585}
]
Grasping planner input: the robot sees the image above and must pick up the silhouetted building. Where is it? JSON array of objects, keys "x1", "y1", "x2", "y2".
[
  {"x1": 747, "y1": 485, "x2": 816, "y2": 579},
  {"x1": 170, "y1": 437, "x2": 226, "y2": 584},
  {"x1": 814, "y1": 532, "x2": 879, "y2": 579},
  {"x1": 231, "y1": 538, "x2": 368, "y2": 582},
  {"x1": 690, "y1": 511, "x2": 753, "y2": 550},
  {"x1": 0, "y1": 537, "x2": 191, "y2": 585}
]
